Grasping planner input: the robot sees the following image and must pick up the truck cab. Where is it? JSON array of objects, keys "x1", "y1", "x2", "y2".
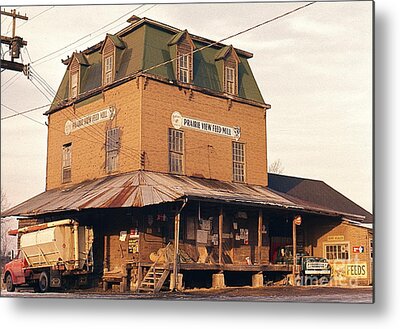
[{"x1": 3, "y1": 251, "x2": 29, "y2": 292}]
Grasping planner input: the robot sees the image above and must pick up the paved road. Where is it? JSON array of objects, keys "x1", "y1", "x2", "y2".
[{"x1": 1, "y1": 286, "x2": 373, "y2": 303}]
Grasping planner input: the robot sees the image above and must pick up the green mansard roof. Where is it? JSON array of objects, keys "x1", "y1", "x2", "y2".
[{"x1": 48, "y1": 17, "x2": 266, "y2": 113}]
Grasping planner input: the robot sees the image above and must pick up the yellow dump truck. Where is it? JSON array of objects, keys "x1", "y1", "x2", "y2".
[{"x1": 3, "y1": 219, "x2": 94, "y2": 292}]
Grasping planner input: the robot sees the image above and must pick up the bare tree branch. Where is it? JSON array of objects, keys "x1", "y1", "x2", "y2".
[{"x1": 268, "y1": 159, "x2": 285, "y2": 174}]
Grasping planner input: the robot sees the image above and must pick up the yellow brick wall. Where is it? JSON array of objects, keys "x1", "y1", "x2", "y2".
[
  {"x1": 46, "y1": 79, "x2": 142, "y2": 190},
  {"x1": 46, "y1": 76, "x2": 268, "y2": 190},
  {"x1": 141, "y1": 78, "x2": 267, "y2": 186},
  {"x1": 307, "y1": 220, "x2": 373, "y2": 286}
]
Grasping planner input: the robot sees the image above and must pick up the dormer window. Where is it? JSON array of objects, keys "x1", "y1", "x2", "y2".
[
  {"x1": 178, "y1": 53, "x2": 190, "y2": 83},
  {"x1": 169, "y1": 30, "x2": 195, "y2": 84},
  {"x1": 101, "y1": 34, "x2": 126, "y2": 86},
  {"x1": 67, "y1": 52, "x2": 89, "y2": 100},
  {"x1": 225, "y1": 67, "x2": 236, "y2": 95},
  {"x1": 70, "y1": 70, "x2": 78, "y2": 98},
  {"x1": 215, "y1": 45, "x2": 240, "y2": 96},
  {"x1": 104, "y1": 54, "x2": 114, "y2": 85}
]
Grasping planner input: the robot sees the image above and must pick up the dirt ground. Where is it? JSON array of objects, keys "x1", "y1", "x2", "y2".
[{"x1": 1, "y1": 286, "x2": 373, "y2": 303}]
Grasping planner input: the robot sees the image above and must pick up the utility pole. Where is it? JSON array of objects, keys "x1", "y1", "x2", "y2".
[{"x1": 1, "y1": 8, "x2": 28, "y2": 72}]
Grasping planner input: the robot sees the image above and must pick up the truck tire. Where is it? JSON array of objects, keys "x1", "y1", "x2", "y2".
[
  {"x1": 38, "y1": 271, "x2": 50, "y2": 293},
  {"x1": 5, "y1": 273, "x2": 15, "y2": 292}
]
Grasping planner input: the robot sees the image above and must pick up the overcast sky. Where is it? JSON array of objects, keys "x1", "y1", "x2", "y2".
[{"x1": 1, "y1": 1, "x2": 372, "y2": 212}]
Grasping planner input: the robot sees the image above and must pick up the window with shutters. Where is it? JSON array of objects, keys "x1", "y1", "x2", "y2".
[
  {"x1": 232, "y1": 142, "x2": 245, "y2": 182},
  {"x1": 106, "y1": 127, "x2": 120, "y2": 173},
  {"x1": 169, "y1": 128, "x2": 184, "y2": 174},
  {"x1": 62, "y1": 143, "x2": 72, "y2": 183},
  {"x1": 324, "y1": 242, "x2": 350, "y2": 260},
  {"x1": 104, "y1": 54, "x2": 114, "y2": 85},
  {"x1": 70, "y1": 71, "x2": 78, "y2": 98}
]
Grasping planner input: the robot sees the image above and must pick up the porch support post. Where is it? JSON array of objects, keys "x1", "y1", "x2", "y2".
[
  {"x1": 218, "y1": 207, "x2": 223, "y2": 265},
  {"x1": 103, "y1": 235, "x2": 109, "y2": 271},
  {"x1": 258, "y1": 209, "x2": 263, "y2": 264},
  {"x1": 292, "y1": 217, "x2": 297, "y2": 286},
  {"x1": 172, "y1": 211, "x2": 181, "y2": 291},
  {"x1": 292, "y1": 215, "x2": 302, "y2": 285}
]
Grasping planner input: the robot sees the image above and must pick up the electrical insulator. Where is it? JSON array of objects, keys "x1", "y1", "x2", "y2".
[{"x1": 23, "y1": 63, "x2": 31, "y2": 79}]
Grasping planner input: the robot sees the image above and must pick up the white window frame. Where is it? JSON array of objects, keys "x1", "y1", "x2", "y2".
[
  {"x1": 323, "y1": 242, "x2": 350, "y2": 261},
  {"x1": 62, "y1": 143, "x2": 72, "y2": 183},
  {"x1": 178, "y1": 53, "x2": 190, "y2": 83},
  {"x1": 169, "y1": 128, "x2": 184, "y2": 174},
  {"x1": 232, "y1": 141, "x2": 245, "y2": 182},
  {"x1": 70, "y1": 71, "x2": 78, "y2": 98},
  {"x1": 225, "y1": 66, "x2": 236, "y2": 94},
  {"x1": 104, "y1": 54, "x2": 114, "y2": 85}
]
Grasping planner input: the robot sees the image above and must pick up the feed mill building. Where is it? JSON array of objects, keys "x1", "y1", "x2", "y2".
[{"x1": 3, "y1": 16, "x2": 373, "y2": 292}]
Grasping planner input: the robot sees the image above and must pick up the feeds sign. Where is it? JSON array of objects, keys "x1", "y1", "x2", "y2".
[{"x1": 171, "y1": 111, "x2": 241, "y2": 140}]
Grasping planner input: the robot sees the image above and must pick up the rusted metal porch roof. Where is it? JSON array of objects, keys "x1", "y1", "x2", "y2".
[{"x1": 1, "y1": 170, "x2": 365, "y2": 220}]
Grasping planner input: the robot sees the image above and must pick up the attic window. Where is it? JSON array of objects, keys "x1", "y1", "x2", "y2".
[
  {"x1": 104, "y1": 54, "x2": 114, "y2": 85},
  {"x1": 224, "y1": 60, "x2": 238, "y2": 95},
  {"x1": 70, "y1": 71, "x2": 78, "y2": 98},
  {"x1": 216, "y1": 46, "x2": 240, "y2": 96},
  {"x1": 170, "y1": 30, "x2": 194, "y2": 84},
  {"x1": 178, "y1": 53, "x2": 190, "y2": 83},
  {"x1": 101, "y1": 35, "x2": 120, "y2": 86},
  {"x1": 225, "y1": 67, "x2": 236, "y2": 95}
]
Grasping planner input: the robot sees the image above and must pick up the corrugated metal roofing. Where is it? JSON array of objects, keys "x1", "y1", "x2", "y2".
[{"x1": 2, "y1": 171, "x2": 365, "y2": 220}]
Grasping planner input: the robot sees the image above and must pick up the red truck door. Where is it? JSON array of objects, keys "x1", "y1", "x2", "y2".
[{"x1": 7, "y1": 256, "x2": 26, "y2": 285}]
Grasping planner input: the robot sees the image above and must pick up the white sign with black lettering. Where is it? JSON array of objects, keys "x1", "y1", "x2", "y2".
[
  {"x1": 171, "y1": 111, "x2": 241, "y2": 140},
  {"x1": 65, "y1": 106, "x2": 115, "y2": 135}
]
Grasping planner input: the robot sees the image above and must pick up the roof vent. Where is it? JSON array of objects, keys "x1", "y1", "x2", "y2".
[{"x1": 127, "y1": 15, "x2": 141, "y2": 24}]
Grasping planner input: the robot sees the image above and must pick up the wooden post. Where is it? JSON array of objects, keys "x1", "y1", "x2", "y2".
[
  {"x1": 258, "y1": 209, "x2": 263, "y2": 264},
  {"x1": 292, "y1": 218, "x2": 297, "y2": 285},
  {"x1": 218, "y1": 207, "x2": 223, "y2": 265},
  {"x1": 292, "y1": 215, "x2": 302, "y2": 285},
  {"x1": 103, "y1": 235, "x2": 109, "y2": 272},
  {"x1": 172, "y1": 212, "x2": 181, "y2": 290},
  {"x1": 136, "y1": 264, "x2": 142, "y2": 292}
]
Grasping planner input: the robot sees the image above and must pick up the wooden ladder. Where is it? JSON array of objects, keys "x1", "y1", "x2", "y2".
[{"x1": 137, "y1": 243, "x2": 171, "y2": 293}]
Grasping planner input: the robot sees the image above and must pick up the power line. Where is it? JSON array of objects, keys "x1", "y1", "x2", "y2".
[
  {"x1": 18, "y1": 6, "x2": 55, "y2": 29},
  {"x1": 1, "y1": 72, "x2": 20, "y2": 88},
  {"x1": 1, "y1": 103, "x2": 49, "y2": 127},
  {"x1": 142, "y1": 1, "x2": 316, "y2": 75},
  {"x1": 29, "y1": 77, "x2": 54, "y2": 102},
  {"x1": 1, "y1": 5, "x2": 157, "y2": 96},
  {"x1": 1, "y1": 102, "x2": 142, "y2": 161},
  {"x1": 32, "y1": 4, "x2": 145, "y2": 65},
  {"x1": 2, "y1": 3, "x2": 313, "y2": 160},
  {"x1": 1, "y1": 103, "x2": 51, "y2": 120},
  {"x1": 24, "y1": 46, "x2": 32, "y2": 62},
  {"x1": 25, "y1": 68, "x2": 142, "y2": 161},
  {"x1": 33, "y1": 4, "x2": 157, "y2": 67}
]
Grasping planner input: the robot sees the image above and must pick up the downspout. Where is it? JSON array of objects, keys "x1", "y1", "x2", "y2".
[
  {"x1": 172, "y1": 198, "x2": 188, "y2": 291},
  {"x1": 73, "y1": 222, "x2": 80, "y2": 269}
]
